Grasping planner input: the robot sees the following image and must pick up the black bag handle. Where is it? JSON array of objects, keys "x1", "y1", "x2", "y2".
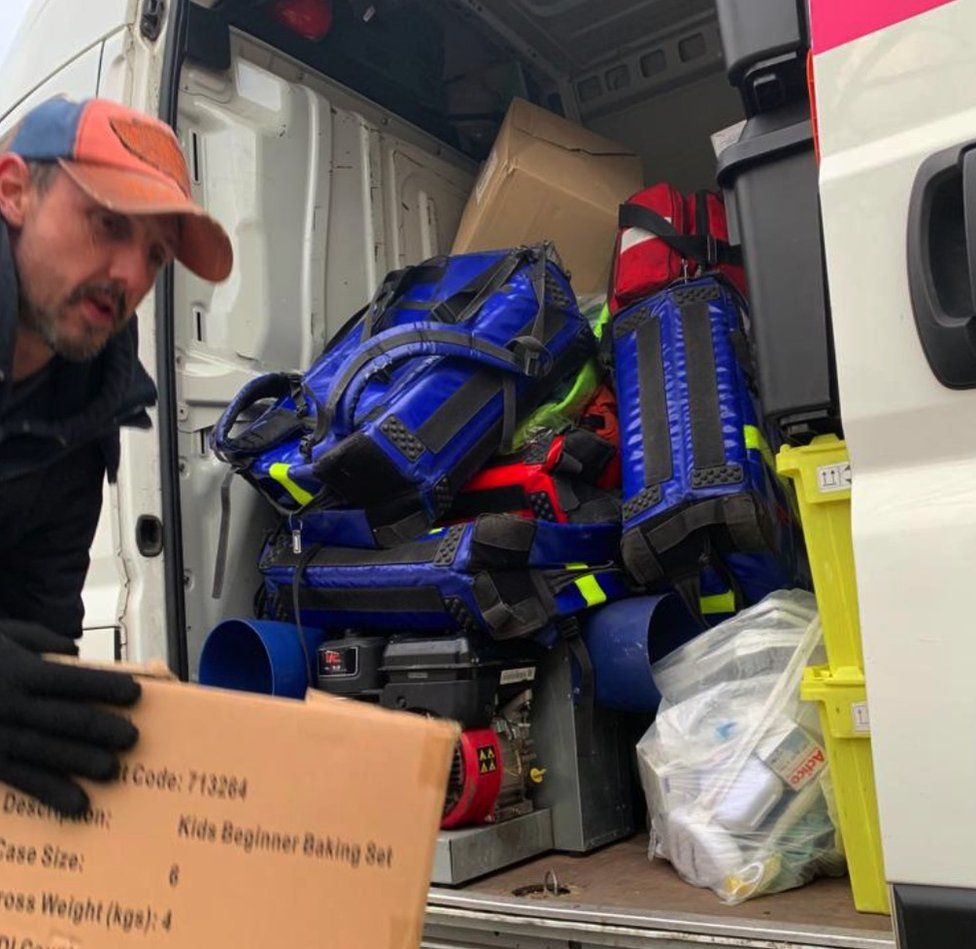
[
  {"x1": 211, "y1": 372, "x2": 307, "y2": 464},
  {"x1": 302, "y1": 324, "x2": 552, "y2": 454}
]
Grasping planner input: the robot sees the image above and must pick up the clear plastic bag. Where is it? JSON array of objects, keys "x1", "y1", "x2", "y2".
[{"x1": 636, "y1": 590, "x2": 846, "y2": 904}]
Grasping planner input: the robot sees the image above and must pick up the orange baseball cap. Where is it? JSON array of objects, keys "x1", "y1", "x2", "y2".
[{"x1": 6, "y1": 97, "x2": 232, "y2": 282}]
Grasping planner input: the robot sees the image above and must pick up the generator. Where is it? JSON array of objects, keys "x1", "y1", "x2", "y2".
[{"x1": 315, "y1": 632, "x2": 543, "y2": 832}]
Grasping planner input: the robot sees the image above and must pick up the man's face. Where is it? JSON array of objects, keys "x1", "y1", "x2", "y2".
[{"x1": 12, "y1": 168, "x2": 178, "y2": 362}]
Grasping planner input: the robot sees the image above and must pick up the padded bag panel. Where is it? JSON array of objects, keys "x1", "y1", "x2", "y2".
[
  {"x1": 613, "y1": 276, "x2": 798, "y2": 623},
  {"x1": 261, "y1": 514, "x2": 628, "y2": 639}
]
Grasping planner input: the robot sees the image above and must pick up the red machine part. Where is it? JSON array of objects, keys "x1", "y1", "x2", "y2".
[
  {"x1": 441, "y1": 729, "x2": 504, "y2": 830},
  {"x1": 271, "y1": 0, "x2": 334, "y2": 40}
]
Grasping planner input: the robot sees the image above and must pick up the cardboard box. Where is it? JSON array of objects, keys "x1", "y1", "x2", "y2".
[
  {"x1": 451, "y1": 98, "x2": 644, "y2": 294},
  {"x1": 0, "y1": 671, "x2": 457, "y2": 948}
]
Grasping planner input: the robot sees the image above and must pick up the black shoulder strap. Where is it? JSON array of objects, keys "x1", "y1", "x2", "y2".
[
  {"x1": 618, "y1": 202, "x2": 742, "y2": 269},
  {"x1": 429, "y1": 249, "x2": 527, "y2": 326},
  {"x1": 290, "y1": 541, "x2": 324, "y2": 690},
  {"x1": 211, "y1": 372, "x2": 308, "y2": 464},
  {"x1": 362, "y1": 260, "x2": 447, "y2": 338}
]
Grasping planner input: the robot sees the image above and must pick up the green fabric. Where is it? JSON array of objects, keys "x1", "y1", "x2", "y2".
[{"x1": 513, "y1": 301, "x2": 610, "y2": 448}]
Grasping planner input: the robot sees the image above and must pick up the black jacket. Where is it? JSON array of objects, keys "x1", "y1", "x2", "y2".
[{"x1": 0, "y1": 221, "x2": 158, "y2": 637}]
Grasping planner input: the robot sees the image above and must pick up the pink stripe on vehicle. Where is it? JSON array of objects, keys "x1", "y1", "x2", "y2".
[{"x1": 809, "y1": 0, "x2": 957, "y2": 53}]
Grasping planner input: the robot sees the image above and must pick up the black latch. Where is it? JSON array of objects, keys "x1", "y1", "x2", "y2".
[
  {"x1": 136, "y1": 515, "x2": 164, "y2": 557},
  {"x1": 140, "y1": 0, "x2": 166, "y2": 41}
]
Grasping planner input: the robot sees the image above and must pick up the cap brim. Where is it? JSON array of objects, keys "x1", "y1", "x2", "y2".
[{"x1": 59, "y1": 160, "x2": 233, "y2": 282}]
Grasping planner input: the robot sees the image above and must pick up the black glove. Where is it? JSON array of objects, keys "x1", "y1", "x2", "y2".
[{"x1": 0, "y1": 619, "x2": 141, "y2": 817}]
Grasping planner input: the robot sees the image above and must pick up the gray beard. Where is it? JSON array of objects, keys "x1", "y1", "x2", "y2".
[{"x1": 18, "y1": 292, "x2": 115, "y2": 363}]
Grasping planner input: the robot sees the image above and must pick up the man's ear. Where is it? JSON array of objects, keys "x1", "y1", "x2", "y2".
[{"x1": 0, "y1": 154, "x2": 33, "y2": 229}]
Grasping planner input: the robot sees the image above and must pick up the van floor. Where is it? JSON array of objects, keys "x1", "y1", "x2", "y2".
[{"x1": 456, "y1": 835, "x2": 893, "y2": 935}]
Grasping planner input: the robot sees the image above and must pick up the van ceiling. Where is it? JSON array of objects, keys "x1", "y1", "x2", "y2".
[
  {"x1": 459, "y1": 0, "x2": 716, "y2": 75},
  {"x1": 199, "y1": 0, "x2": 727, "y2": 145}
]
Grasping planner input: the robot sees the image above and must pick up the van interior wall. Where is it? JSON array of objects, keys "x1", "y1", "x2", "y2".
[
  {"x1": 174, "y1": 35, "x2": 475, "y2": 676},
  {"x1": 585, "y1": 70, "x2": 744, "y2": 192}
]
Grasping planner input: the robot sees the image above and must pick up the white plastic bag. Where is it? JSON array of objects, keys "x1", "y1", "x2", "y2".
[{"x1": 636, "y1": 590, "x2": 846, "y2": 904}]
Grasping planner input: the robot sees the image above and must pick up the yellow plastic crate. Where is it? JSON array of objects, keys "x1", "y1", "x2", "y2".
[
  {"x1": 777, "y1": 435, "x2": 861, "y2": 670},
  {"x1": 802, "y1": 666, "x2": 889, "y2": 914},
  {"x1": 777, "y1": 437, "x2": 888, "y2": 914}
]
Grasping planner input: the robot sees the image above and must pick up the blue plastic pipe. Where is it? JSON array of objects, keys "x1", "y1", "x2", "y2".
[
  {"x1": 198, "y1": 619, "x2": 328, "y2": 699},
  {"x1": 582, "y1": 594, "x2": 700, "y2": 713}
]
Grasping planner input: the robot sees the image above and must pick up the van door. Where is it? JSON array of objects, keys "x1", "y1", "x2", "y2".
[
  {"x1": 809, "y1": 1, "x2": 976, "y2": 942},
  {"x1": 0, "y1": 0, "x2": 152, "y2": 661},
  {"x1": 1, "y1": 0, "x2": 187, "y2": 666}
]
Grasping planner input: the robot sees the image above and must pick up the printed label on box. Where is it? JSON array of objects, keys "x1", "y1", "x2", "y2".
[
  {"x1": 852, "y1": 701, "x2": 871, "y2": 733},
  {"x1": 817, "y1": 461, "x2": 852, "y2": 494},
  {"x1": 759, "y1": 726, "x2": 828, "y2": 790}
]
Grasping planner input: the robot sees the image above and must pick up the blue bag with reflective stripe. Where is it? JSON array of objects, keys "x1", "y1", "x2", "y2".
[
  {"x1": 613, "y1": 276, "x2": 801, "y2": 625},
  {"x1": 212, "y1": 245, "x2": 595, "y2": 548},
  {"x1": 259, "y1": 514, "x2": 630, "y2": 640}
]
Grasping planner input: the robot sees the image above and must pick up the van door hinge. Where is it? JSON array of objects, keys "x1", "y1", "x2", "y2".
[{"x1": 140, "y1": 0, "x2": 166, "y2": 41}]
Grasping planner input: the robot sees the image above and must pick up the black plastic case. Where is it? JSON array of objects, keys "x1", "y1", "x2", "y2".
[
  {"x1": 716, "y1": 0, "x2": 809, "y2": 115},
  {"x1": 717, "y1": 100, "x2": 839, "y2": 441},
  {"x1": 380, "y1": 635, "x2": 539, "y2": 729}
]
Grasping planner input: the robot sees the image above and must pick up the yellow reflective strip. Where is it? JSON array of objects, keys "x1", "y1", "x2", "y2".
[
  {"x1": 700, "y1": 591, "x2": 737, "y2": 615},
  {"x1": 564, "y1": 562, "x2": 588, "y2": 571},
  {"x1": 269, "y1": 463, "x2": 314, "y2": 506},
  {"x1": 744, "y1": 424, "x2": 776, "y2": 474},
  {"x1": 574, "y1": 574, "x2": 607, "y2": 608}
]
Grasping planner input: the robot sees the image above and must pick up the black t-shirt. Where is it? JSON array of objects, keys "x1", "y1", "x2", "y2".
[{"x1": 1, "y1": 359, "x2": 56, "y2": 420}]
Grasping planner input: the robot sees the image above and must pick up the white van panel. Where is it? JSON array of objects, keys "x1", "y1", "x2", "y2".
[
  {"x1": 0, "y1": 21, "x2": 168, "y2": 659},
  {"x1": 324, "y1": 109, "x2": 382, "y2": 339},
  {"x1": 0, "y1": 41, "x2": 103, "y2": 133},
  {"x1": 814, "y1": 0, "x2": 976, "y2": 888},
  {"x1": 80, "y1": 479, "x2": 122, "y2": 659},
  {"x1": 0, "y1": 0, "x2": 133, "y2": 123},
  {"x1": 173, "y1": 40, "x2": 475, "y2": 674},
  {"x1": 380, "y1": 139, "x2": 471, "y2": 270}
]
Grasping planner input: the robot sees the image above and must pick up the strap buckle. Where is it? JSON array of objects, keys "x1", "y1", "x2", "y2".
[
  {"x1": 705, "y1": 233, "x2": 719, "y2": 267},
  {"x1": 510, "y1": 336, "x2": 552, "y2": 377}
]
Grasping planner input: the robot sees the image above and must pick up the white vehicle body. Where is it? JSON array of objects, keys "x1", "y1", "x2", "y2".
[{"x1": 2, "y1": 1, "x2": 971, "y2": 945}]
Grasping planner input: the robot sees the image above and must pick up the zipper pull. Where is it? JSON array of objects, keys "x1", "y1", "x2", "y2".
[{"x1": 290, "y1": 516, "x2": 303, "y2": 555}]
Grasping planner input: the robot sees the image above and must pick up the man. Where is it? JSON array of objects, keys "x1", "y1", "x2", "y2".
[{"x1": 0, "y1": 97, "x2": 232, "y2": 817}]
